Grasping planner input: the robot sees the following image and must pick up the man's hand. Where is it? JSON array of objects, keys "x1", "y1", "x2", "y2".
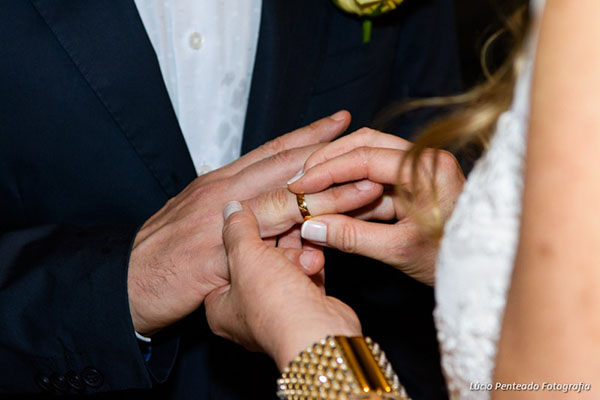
[
  {"x1": 288, "y1": 128, "x2": 465, "y2": 285},
  {"x1": 205, "y1": 203, "x2": 361, "y2": 370},
  {"x1": 127, "y1": 111, "x2": 377, "y2": 336}
]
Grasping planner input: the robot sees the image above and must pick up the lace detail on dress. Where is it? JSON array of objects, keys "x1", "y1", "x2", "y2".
[
  {"x1": 433, "y1": 1, "x2": 544, "y2": 398},
  {"x1": 434, "y1": 109, "x2": 528, "y2": 399}
]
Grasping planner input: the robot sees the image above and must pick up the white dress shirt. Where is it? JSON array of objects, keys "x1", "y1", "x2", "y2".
[{"x1": 134, "y1": 0, "x2": 262, "y2": 175}]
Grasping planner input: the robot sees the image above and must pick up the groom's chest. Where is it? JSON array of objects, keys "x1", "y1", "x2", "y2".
[{"x1": 0, "y1": 0, "x2": 404, "y2": 228}]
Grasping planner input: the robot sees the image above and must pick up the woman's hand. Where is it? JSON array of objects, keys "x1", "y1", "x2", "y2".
[
  {"x1": 288, "y1": 128, "x2": 465, "y2": 285},
  {"x1": 205, "y1": 202, "x2": 361, "y2": 370}
]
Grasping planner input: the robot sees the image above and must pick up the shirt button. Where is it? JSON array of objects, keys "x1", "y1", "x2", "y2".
[{"x1": 188, "y1": 32, "x2": 204, "y2": 50}]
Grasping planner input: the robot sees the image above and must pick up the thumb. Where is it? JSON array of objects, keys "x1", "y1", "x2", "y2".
[{"x1": 222, "y1": 201, "x2": 264, "y2": 255}]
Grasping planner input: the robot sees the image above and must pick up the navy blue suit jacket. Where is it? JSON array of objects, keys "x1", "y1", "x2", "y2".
[{"x1": 0, "y1": 0, "x2": 460, "y2": 398}]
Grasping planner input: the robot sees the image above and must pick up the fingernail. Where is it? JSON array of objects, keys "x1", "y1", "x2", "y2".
[
  {"x1": 287, "y1": 168, "x2": 304, "y2": 185},
  {"x1": 330, "y1": 110, "x2": 347, "y2": 121},
  {"x1": 301, "y1": 220, "x2": 327, "y2": 243},
  {"x1": 223, "y1": 201, "x2": 243, "y2": 220},
  {"x1": 299, "y1": 251, "x2": 317, "y2": 271},
  {"x1": 355, "y1": 180, "x2": 375, "y2": 191}
]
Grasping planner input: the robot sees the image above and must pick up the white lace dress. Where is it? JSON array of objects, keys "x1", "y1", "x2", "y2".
[{"x1": 433, "y1": 0, "x2": 545, "y2": 398}]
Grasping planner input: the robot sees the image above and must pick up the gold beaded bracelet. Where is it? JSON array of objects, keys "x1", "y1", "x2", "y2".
[{"x1": 277, "y1": 336, "x2": 410, "y2": 400}]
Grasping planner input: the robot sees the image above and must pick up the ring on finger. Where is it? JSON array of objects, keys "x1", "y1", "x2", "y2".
[{"x1": 296, "y1": 193, "x2": 312, "y2": 221}]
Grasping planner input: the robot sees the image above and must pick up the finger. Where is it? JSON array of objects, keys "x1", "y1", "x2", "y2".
[
  {"x1": 304, "y1": 180, "x2": 384, "y2": 218},
  {"x1": 289, "y1": 147, "x2": 405, "y2": 194},
  {"x1": 222, "y1": 201, "x2": 326, "y2": 278},
  {"x1": 299, "y1": 214, "x2": 404, "y2": 266},
  {"x1": 279, "y1": 248, "x2": 325, "y2": 276},
  {"x1": 209, "y1": 111, "x2": 351, "y2": 181},
  {"x1": 231, "y1": 143, "x2": 324, "y2": 199},
  {"x1": 300, "y1": 127, "x2": 412, "y2": 173},
  {"x1": 348, "y1": 193, "x2": 403, "y2": 221},
  {"x1": 277, "y1": 226, "x2": 302, "y2": 249},
  {"x1": 222, "y1": 201, "x2": 264, "y2": 256},
  {"x1": 245, "y1": 180, "x2": 383, "y2": 238}
]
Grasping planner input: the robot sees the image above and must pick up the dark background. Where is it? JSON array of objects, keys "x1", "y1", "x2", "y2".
[{"x1": 454, "y1": 0, "x2": 527, "y2": 86}]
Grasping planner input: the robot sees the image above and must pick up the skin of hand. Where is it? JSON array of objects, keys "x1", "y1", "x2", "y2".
[
  {"x1": 205, "y1": 202, "x2": 361, "y2": 371},
  {"x1": 127, "y1": 111, "x2": 383, "y2": 336},
  {"x1": 288, "y1": 128, "x2": 465, "y2": 286},
  {"x1": 494, "y1": 1, "x2": 600, "y2": 397}
]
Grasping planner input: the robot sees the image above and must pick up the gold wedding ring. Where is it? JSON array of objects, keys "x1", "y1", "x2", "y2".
[{"x1": 296, "y1": 194, "x2": 312, "y2": 221}]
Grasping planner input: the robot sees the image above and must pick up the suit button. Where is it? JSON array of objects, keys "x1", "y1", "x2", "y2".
[
  {"x1": 50, "y1": 374, "x2": 68, "y2": 392},
  {"x1": 65, "y1": 371, "x2": 84, "y2": 391},
  {"x1": 35, "y1": 374, "x2": 51, "y2": 392},
  {"x1": 81, "y1": 367, "x2": 103, "y2": 388}
]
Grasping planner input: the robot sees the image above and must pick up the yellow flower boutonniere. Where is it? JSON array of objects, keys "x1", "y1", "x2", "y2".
[{"x1": 333, "y1": 0, "x2": 404, "y2": 43}]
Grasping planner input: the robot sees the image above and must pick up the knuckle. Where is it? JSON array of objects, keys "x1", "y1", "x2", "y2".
[
  {"x1": 267, "y1": 188, "x2": 290, "y2": 212},
  {"x1": 338, "y1": 223, "x2": 359, "y2": 254},
  {"x1": 432, "y1": 150, "x2": 461, "y2": 183},
  {"x1": 386, "y1": 225, "x2": 422, "y2": 262},
  {"x1": 388, "y1": 238, "x2": 410, "y2": 261},
  {"x1": 308, "y1": 120, "x2": 321, "y2": 133},
  {"x1": 436, "y1": 150, "x2": 459, "y2": 171},
  {"x1": 189, "y1": 179, "x2": 222, "y2": 202},
  {"x1": 355, "y1": 146, "x2": 372, "y2": 162},
  {"x1": 355, "y1": 127, "x2": 375, "y2": 139},
  {"x1": 270, "y1": 148, "x2": 294, "y2": 167},
  {"x1": 263, "y1": 136, "x2": 286, "y2": 154},
  {"x1": 329, "y1": 186, "x2": 344, "y2": 206}
]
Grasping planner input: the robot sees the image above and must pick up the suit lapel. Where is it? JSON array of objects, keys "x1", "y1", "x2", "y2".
[
  {"x1": 30, "y1": 0, "x2": 196, "y2": 197},
  {"x1": 241, "y1": 0, "x2": 333, "y2": 154}
]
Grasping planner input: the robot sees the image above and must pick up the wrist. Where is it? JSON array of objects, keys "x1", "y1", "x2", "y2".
[
  {"x1": 272, "y1": 317, "x2": 361, "y2": 370},
  {"x1": 127, "y1": 237, "x2": 160, "y2": 337},
  {"x1": 127, "y1": 274, "x2": 159, "y2": 337}
]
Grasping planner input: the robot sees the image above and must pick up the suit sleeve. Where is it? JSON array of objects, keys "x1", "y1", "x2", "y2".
[{"x1": 0, "y1": 224, "x2": 178, "y2": 395}]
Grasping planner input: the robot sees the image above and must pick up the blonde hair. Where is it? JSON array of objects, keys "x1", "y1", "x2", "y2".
[{"x1": 389, "y1": 4, "x2": 530, "y2": 241}]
